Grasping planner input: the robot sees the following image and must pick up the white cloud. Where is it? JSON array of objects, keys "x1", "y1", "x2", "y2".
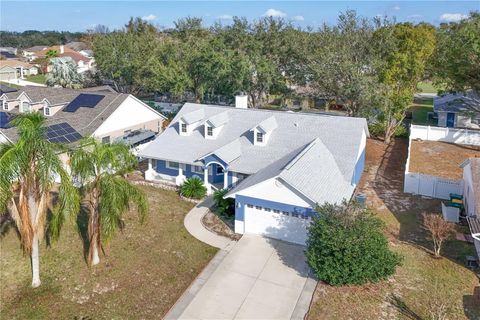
[
  {"x1": 393, "y1": 5, "x2": 400, "y2": 11},
  {"x1": 440, "y1": 13, "x2": 468, "y2": 22},
  {"x1": 262, "y1": 9, "x2": 287, "y2": 18},
  {"x1": 142, "y1": 14, "x2": 157, "y2": 21},
  {"x1": 217, "y1": 14, "x2": 233, "y2": 20},
  {"x1": 292, "y1": 15, "x2": 305, "y2": 21}
]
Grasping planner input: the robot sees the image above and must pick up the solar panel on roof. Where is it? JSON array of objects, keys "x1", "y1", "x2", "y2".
[
  {"x1": 63, "y1": 94, "x2": 105, "y2": 113},
  {"x1": 0, "y1": 112, "x2": 12, "y2": 129},
  {"x1": 45, "y1": 122, "x2": 82, "y2": 143}
]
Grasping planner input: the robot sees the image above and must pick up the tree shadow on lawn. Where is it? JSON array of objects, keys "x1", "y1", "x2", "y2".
[
  {"x1": 366, "y1": 138, "x2": 479, "y2": 317},
  {"x1": 367, "y1": 138, "x2": 477, "y2": 263}
]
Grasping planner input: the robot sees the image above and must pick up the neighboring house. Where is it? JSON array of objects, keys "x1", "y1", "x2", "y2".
[
  {"x1": 462, "y1": 158, "x2": 480, "y2": 259},
  {"x1": 0, "y1": 86, "x2": 166, "y2": 145},
  {"x1": 36, "y1": 45, "x2": 95, "y2": 73},
  {"x1": 0, "y1": 60, "x2": 38, "y2": 80},
  {"x1": 434, "y1": 92, "x2": 480, "y2": 128},
  {"x1": 0, "y1": 51, "x2": 17, "y2": 59},
  {"x1": 22, "y1": 46, "x2": 48, "y2": 61},
  {"x1": 139, "y1": 95, "x2": 368, "y2": 245},
  {"x1": 0, "y1": 84, "x2": 17, "y2": 95}
]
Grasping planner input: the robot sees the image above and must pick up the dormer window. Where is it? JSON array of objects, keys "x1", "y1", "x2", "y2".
[
  {"x1": 207, "y1": 126, "x2": 213, "y2": 136},
  {"x1": 256, "y1": 132, "x2": 264, "y2": 143},
  {"x1": 181, "y1": 123, "x2": 187, "y2": 133},
  {"x1": 2, "y1": 99, "x2": 7, "y2": 111},
  {"x1": 45, "y1": 107, "x2": 50, "y2": 116},
  {"x1": 252, "y1": 116, "x2": 277, "y2": 146}
]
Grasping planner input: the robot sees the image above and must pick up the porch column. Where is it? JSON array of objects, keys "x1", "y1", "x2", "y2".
[
  {"x1": 175, "y1": 164, "x2": 186, "y2": 186},
  {"x1": 148, "y1": 159, "x2": 153, "y2": 171},
  {"x1": 203, "y1": 166, "x2": 212, "y2": 194},
  {"x1": 224, "y1": 170, "x2": 228, "y2": 189}
]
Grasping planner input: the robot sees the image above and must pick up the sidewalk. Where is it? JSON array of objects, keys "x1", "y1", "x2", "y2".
[{"x1": 183, "y1": 196, "x2": 234, "y2": 250}]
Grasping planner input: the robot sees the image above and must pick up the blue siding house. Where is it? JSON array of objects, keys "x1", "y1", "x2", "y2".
[{"x1": 139, "y1": 97, "x2": 368, "y2": 245}]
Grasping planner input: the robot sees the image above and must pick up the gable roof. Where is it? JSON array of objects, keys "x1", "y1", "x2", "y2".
[
  {"x1": 0, "y1": 86, "x2": 132, "y2": 142},
  {"x1": 434, "y1": 91, "x2": 480, "y2": 113},
  {"x1": 0, "y1": 60, "x2": 36, "y2": 69},
  {"x1": 255, "y1": 116, "x2": 277, "y2": 132},
  {"x1": 181, "y1": 109, "x2": 204, "y2": 124},
  {"x1": 226, "y1": 138, "x2": 355, "y2": 205},
  {"x1": 206, "y1": 111, "x2": 229, "y2": 128},
  {"x1": 140, "y1": 103, "x2": 368, "y2": 180}
]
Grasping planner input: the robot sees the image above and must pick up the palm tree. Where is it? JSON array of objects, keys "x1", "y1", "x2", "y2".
[
  {"x1": 45, "y1": 49, "x2": 58, "y2": 58},
  {"x1": 69, "y1": 139, "x2": 148, "y2": 266},
  {"x1": 46, "y1": 57, "x2": 83, "y2": 88},
  {"x1": 0, "y1": 113, "x2": 79, "y2": 287}
]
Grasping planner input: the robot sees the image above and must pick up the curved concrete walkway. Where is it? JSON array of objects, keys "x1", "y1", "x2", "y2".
[{"x1": 184, "y1": 196, "x2": 234, "y2": 250}]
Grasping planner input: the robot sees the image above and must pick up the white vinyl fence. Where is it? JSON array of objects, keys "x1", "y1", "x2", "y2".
[
  {"x1": 404, "y1": 172, "x2": 463, "y2": 200},
  {"x1": 410, "y1": 125, "x2": 480, "y2": 146},
  {"x1": 404, "y1": 129, "x2": 465, "y2": 199}
]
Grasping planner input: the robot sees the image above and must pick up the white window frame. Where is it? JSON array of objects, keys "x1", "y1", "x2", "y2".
[
  {"x1": 192, "y1": 165, "x2": 203, "y2": 174},
  {"x1": 181, "y1": 123, "x2": 187, "y2": 133},
  {"x1": 44, "y1": 107, "x2": 50, "y2": 116},
  {"x1": 2, "y1": 99, "x2": 7, "y2": 110},
  {"x1": 207, "y1": 126, "x2": 213, "y2": 136},
  {"x1": 102, "y1": 136, "x2": 110, "y2": 144},
  {"x1": 166, "y1": 161, "x2": 179, "y2": 170},
  {"x1": 22, "y1": 101, "x2": 31, "y2": 113},
  {"x1": 256, "y1": 132, "x2": 264, "y2": 143}
]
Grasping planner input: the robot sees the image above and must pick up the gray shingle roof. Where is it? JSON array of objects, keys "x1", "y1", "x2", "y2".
[
  {"x1": 434, "y1": 92, "x2": 480, "y2": 113},
  {"x1": 140, "y1": 103, "x2": 368, "y2": 181},
  {"x1": 256, "y1": 116, "x2": 278, "y2": 132},
  {"x1": 181, "y1": 109, "x2": 204, "y2": 124},
  {"x1": 0, "y1": 86, "x2": 130, "y2": 142},
  {"x1": 226, "y1": 138, "x2": 355, "y2": 205},
  {"x1": 206, "y1": 111, "x2": 229, "y2": 128}
]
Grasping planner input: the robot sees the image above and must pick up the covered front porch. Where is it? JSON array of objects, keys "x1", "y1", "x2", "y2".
[{"x1": 144, "y1": 158, "x2": 245, "y2": 194}]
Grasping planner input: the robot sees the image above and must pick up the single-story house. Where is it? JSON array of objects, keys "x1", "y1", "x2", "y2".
[
  {"x1": 0, "y1": 86, "x2": 166, "y2": 145},
  {"x1": 22, "y1": 46, "x2": 48, "y2": 61},
  {"x1": 434, "y1": 92, "x2": 480, "y2": 128},
  {"x1": 39, "y1": 45, "x2": 94, "y2": 73},
  {"x1": 463, "y1": 158, "x2": 480, "y2": 259},
  {"x1": 139, "y1": 96, "x2": 368, "y2": 245},
  {"x1": 0, "y1": 60, "x2": 38, "y2": 80}
]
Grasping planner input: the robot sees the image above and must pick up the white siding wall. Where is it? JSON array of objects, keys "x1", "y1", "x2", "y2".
[
  {"x1": 93, "y1": 95, "x2": 163, "y2": 137},
  {"x1": 463, "y1": 163, "x2": 476, "y2": 217},
  {"x1": 236, "y1": 177, "x2": 314, "y2": 208}
]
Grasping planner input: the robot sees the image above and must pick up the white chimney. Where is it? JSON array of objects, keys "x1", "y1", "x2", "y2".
[
  {"x1": 60, "y1": 45, "x2": 64, "y2": 54},
  {"x1": 235, "y1": 95, "x2": 248, "y2": 109}
]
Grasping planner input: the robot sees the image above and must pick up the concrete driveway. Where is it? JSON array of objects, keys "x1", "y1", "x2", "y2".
[{"x1": 173, "y1": 234, "x2": 316, "y2": 320}]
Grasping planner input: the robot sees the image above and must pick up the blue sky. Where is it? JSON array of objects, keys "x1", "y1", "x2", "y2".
[{"x1": 1, "y1": 1, "x2": 478, "y2": 32}]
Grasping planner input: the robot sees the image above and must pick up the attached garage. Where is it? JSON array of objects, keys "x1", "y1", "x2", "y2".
[
  {"x1": 0, "y1": 66, "x2": 17, "y2": 81},
  {"x1": 243, "y1": 203, "x2": 312, "y2": 245}
]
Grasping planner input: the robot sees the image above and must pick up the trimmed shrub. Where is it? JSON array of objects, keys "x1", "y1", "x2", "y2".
[
  {"x1": 213, "y1": 189, "x2": 235, "y2": 217},
  {"x1": 180, "y1": 177, "x2": 207, "y2": 199},
  {"x1": 306, "y1": 201, "x2": 401, "y2": 286}
]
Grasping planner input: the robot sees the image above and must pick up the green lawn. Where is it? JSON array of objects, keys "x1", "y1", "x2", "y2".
[
  {"x1": 26, "y1": 74, "x2": 47, "y2": 84},
  {"x1": 308, "y1": 139, "x2": 480, "y2": 320},
  {"x1": 0, "y1": 81, "x2": 21, "y2": 90},
  {"x1": 417, "y1": 81, "x2": 444, "y2": 94},
  {"x1": 0, "y1": 185, "x2": 217, "y2": 319},
  {"x1": 409, "y1": 97, "x2": 436, "y2": 126}
]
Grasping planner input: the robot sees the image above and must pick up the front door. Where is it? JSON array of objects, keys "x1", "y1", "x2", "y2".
[{"x1": 446, "y1": 112, "x2": 455, "y2": 127}]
